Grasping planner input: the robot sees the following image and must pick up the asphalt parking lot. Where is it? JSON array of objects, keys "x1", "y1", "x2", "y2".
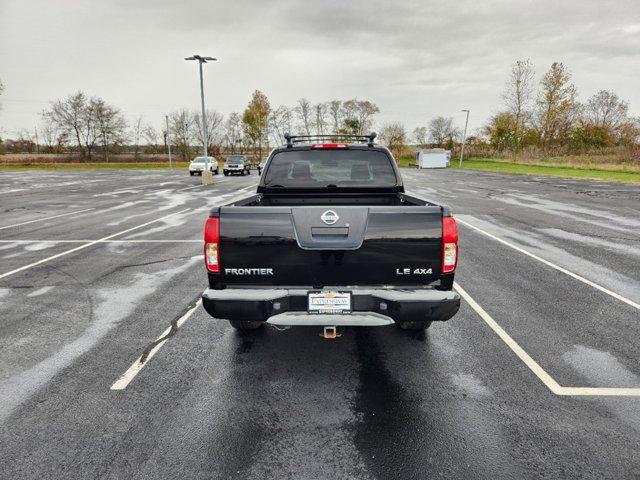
[{"x1": 1, "y1": 167, "x2": 639, "y2": 479}]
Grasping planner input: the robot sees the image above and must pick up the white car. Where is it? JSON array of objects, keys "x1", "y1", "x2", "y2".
[
  {"x1": 223, "y1": 155, "x2": 251, "y2": 176},
  {"x1": 189, "y1": 156, "x2": 218, "y2": 176}
]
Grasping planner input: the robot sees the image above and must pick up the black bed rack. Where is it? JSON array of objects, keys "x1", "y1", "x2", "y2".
[{"x1": 284, "y1": 132, "x2": 377, "y2": 148}]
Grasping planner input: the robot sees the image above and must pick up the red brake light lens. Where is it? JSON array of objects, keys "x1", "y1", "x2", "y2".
[
  {"x1": 204, "y1": 217, "x2": 220, "y2": 273},
  {"x1": 442, "y1": 216, "x2": 458, "y2": 273},
  {"x1": 311, "y1": 143, "x2": 348, "y2": 149}
]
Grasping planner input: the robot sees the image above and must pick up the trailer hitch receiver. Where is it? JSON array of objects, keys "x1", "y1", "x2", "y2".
[{"x1": 320, "y1": 326, "x2": 341, "y2": 339}]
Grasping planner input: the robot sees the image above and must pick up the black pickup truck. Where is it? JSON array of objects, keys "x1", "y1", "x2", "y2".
[{"x1": 202, "y1": 133, "x2": 460, "y2": 335}]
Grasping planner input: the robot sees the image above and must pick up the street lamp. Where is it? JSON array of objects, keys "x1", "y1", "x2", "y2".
[
  {"x1": 185, "y1": 54, "x2": 217, "y2": 181},
  {"x1": 459, "y1": 109, "x2": 470, "y2": 168},
  {"x1": 165, "y1": 115, "x2": 173, "y2": 170}
]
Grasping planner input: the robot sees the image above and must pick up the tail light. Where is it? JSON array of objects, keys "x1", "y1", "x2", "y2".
[
  {"x1": 311, "y1": 143, "x2": 348, "y2": 149},
  {"x1": 204, "y1": 217, "x2": 220, "y2": 273},
  {"x1": 442, "y1": 216, "x2": 458, "y2": 273}
]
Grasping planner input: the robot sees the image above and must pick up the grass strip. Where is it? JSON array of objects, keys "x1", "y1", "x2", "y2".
[{"x1": 451, "y1": 159, "x2": 640, "y2": 183}]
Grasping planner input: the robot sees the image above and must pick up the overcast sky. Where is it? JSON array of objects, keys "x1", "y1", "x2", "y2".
[{"x1": 1, "y1": 0, "x2": 639, "y2": 139}]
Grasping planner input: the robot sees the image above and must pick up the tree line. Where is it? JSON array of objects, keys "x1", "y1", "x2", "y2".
[
  {"x1": 1, "y1": 64, "x2": 638, "y2": 159},
  {"x1": 378, "y1": 117, "x2": 461, "y2": 156},
  {"x1": 375, "y1": 61, "x2": 639, "y2": 159},
  {"x1": 484, "y1": 60, "x2": 638, "y2": 154},
  {"x1": 0, "y1": 87, "x2": 384, "y2": 159},
  {"x1": 165, "y1": 93, "x2": 382, "y2": 160}
]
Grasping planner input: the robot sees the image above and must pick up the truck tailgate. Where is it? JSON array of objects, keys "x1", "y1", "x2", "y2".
[{"x1": 218, "y1": 205, "x2": 443, "y2": 287}]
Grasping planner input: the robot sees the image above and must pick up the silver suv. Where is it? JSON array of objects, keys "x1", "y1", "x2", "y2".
[{"x1": 223, "y1": 155, "x2": 251, "y2": 176}]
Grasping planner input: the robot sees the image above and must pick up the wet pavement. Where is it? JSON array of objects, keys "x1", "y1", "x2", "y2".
[{"x1": 0, "y1": 168, "x2": 639, "y2": 479}]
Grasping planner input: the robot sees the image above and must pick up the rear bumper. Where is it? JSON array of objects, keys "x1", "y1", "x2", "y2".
[
  {"x1": 190, "y1": 166, "x2": 217, "y2": 172},
  {"x1": 202, "y1": 287, "x2": 460, "y2": 325}
]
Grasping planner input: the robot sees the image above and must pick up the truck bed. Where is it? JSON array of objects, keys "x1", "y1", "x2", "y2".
[
  {"x1": 208, "y1": 192, "x2": 449, "y2": 289},
  {"x1": 230, "y1": 192, "x2": 436, "y2": 207}
]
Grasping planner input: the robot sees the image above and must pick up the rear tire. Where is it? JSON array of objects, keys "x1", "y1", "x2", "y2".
[
  {"x1": 397, "y1": 321, "x2": 432, "y2": 331},
  {"x1": 229, "y1": 320, "x2": 263, "y2": 332},
  {"x1": 189, "y1": 171, "x2": 194, "y2": 176},
  {"x1": 223, "y1": 171, "x2": 228, "y2": 176}
]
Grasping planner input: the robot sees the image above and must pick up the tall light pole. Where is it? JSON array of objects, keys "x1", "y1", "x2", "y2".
[
  {"x1": 185, "y1": 54, "x2": 217, "y2": 180},
  {"x1": 165, "y1": 115, "x2": 173, "y2": 170},
  {"x1": 459, "y1": 109, "x2": 470, "y2": 168}
]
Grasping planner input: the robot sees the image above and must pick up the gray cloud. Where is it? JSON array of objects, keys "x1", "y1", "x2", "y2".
[{"x1": 0, "y1": 0, "x2": 639, "y2": 137}]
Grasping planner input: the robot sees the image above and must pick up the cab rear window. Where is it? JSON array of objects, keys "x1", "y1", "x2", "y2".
[{"x1": 262, "y1": 150, "x2": 396, "y2": 188}]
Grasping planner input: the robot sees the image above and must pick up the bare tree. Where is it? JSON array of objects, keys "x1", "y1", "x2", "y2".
[
  {"x1": 224, "y1": 112, "x2": 243, "y2": 153},
  {"x1": 269, "y1": 105, "x2": 292, "y2": 145},
  {"x1": 501, "y1": 59, "x2": 535, "y2": 140},
  {"x1": 295, "y1": 98, "x2": 314, "y2": 135},
  {"x1": 39, "y1": 121, "x2": 63, "y2": 152},
  {"x1": 193, "y1": 109, "x2": 224, "y2": 154},
  {"x1": 43, "y1": 91, "x2": 88, "y2": 157},
  {"x1": 412, "y1": 126, "x2": 428, "y2": 148},
  {"x1": 341, "y1": 99, "x2": 357, "y2": 131},
  {"x1": 93, "y1": 98, "x2": 127, "y2": 161},
  {"x1": 42, "y1": 92, "x2": 124, "y2": 159},
  {"x1": 314, "y1": 103, "x2": 328, "y2": 135},
  {"x1": 169, "y1": 109, "x2": 195, "y2": 160},
  {"x1": 340, "y1": 99, "x2": 379, "y2": 135},
  {"x1": 328, "y1": 100, "x2": 342, "y2": 134},
  {"x1": 17, "y1": 129, "x2": 36, "y2": 153},
  {"x1": 379, "y1": 122, "x2": 407, "y2": 153},
  {"x1": 142, "y1": 123, "x2": 159, "y2": 147},
  {"x1": 428, "y1": 116, "x2": 459, "y2": 145},
  {"x1": 131, "y1": 115, "x2": 144, "y2": 159},
  {"x1": 353, "y1": 100, "x2": 380, "y2": 135},
  {"x1": 584, "y1": 90, "x2": 629, "y2": 130},
  {"x1": 269, "y1": 98, "x2": 380, "y2": 137},
  {"x1": 82, "y1": 98, "x2": 102, "y2": 159},
  {"x1": 0, "y1": 77, "x2": 4, "y2": 114}
]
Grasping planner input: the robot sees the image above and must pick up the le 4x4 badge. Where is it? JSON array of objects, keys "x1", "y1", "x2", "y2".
[{"x1": 396, "y1": 268, "x2": 433, "y2": 275}]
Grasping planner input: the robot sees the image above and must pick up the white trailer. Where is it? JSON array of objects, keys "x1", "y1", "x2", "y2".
[{"x1": 416, "y1": 149, "x2": 450, "y2": 169}]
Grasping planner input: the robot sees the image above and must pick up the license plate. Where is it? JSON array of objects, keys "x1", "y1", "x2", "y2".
[{"x1": 308, "y1": 291, "x2": 352, "y2": 314}]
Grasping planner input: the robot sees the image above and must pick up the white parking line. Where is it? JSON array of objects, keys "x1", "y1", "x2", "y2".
[
  {"x1": 0, "y1": 209, "x2": 190, "y2": 280},
  {"x1": 456, "y1": 217, "x2": 640, "y2": 311},
  {"x1": 110, "y1": 299, "x2": 202, "y2": 390},
  {"x1": 109, "y1": 278, "x2": 640, "y2": 395},
  {"x1": 556, "y1": 386, "x2": 640, "y2": 396},
  {"x1": 0, "y1": 188, "x2": 28, "y2": 195},
  {"x1": 454, "y1": 282, "x2": 563, "y2": 394},
  {"x1": 0, "y1": 208, "x2": 94, "y2": 231},
  {"x1": 454, "y1": 281, "x2": 640, "y2": 396}
]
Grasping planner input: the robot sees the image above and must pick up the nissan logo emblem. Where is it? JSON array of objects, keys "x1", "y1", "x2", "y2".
[{"x1": 321, "y1": 210, "x2": 339, "y2": 225}]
